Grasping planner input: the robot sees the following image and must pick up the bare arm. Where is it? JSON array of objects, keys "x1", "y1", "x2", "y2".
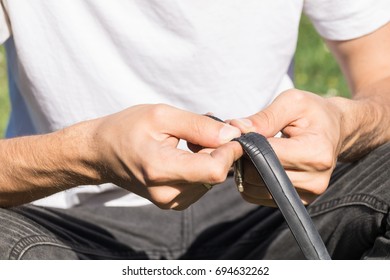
[
  {"x1": 0, "y1": 104, "x2": 242, "y2": 208},
  {"x1": 0, "y1": 121, "x2": 101, "y2": 207},
  {"x1": 326, "y1": 22, "x2": 390, "y2": 161},
  {"x1": 230, "y1": 22, "x2": 390, "y2": 206}
]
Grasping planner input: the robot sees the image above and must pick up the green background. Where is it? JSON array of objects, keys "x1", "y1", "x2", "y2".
[{"x1": 0, "y1": 16, "x2": 349, "y2": 138}]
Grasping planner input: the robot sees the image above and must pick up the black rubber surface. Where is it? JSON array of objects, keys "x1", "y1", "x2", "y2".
[{"x1": 234, "y1": 132, "x2": 331, "y2": 260}]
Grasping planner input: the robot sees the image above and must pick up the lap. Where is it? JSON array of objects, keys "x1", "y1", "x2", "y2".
[
  {"x1": 263, "y1": 141, "x2": 390, "y2": 259},
  {"x1": 0, "y1": 178, "x2": 258, "y2": 260},
  {"x1": 1, "y1": 142, "x2": 389, "y2": 260}
]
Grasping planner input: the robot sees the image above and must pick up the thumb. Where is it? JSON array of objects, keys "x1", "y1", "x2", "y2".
[
  {"x1": 164, "y1": 106, "x2": 241, "y2": 148},
  {"x1": 230, "y1": 90, "x2": 305, "y2": 137}
]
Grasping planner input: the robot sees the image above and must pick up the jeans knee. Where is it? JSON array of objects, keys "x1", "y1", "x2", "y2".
[{"x1": 0, "y1": 207, "x2": 74, "y2": 259}]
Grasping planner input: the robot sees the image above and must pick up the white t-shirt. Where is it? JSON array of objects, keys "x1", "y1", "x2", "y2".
[{"x1": 1, "y1": 0, "x2": 389, "y2": 208}]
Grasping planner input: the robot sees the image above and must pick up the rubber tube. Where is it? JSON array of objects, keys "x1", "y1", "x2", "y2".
[{"x1": 234, "y1": 132, "x2": 331, "y2": 260}]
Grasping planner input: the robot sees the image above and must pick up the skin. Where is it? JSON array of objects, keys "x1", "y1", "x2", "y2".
[
  {"x1": 0, "y1": 22, "x2": 389, "y2": 210},
  {"x1": 0, "y1": 104, "x2": 242, "y2": 209},
  {"x1": 229, "y1": 22, "x2": 390, "y2": 207}
]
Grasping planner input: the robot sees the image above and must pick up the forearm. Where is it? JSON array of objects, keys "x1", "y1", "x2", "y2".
[
  {"x1": 330, "y1": 76, "x2": 390, "y2": 161},
  {"x1": 0, "y1": 121, "x2": 102, "y2": 207},
  {"x1": 0, "y1": 104, "x2": 242, "y2": 210}
]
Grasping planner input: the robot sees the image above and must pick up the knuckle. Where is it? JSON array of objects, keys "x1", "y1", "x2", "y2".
[
  {"x1": 142, "y1": 165, "x2": 167, "y2": 186},
  {"x1": 148, "y1": 103, "x2": 170, "y2": 122},
  {"x1": 154, "y1": 202, "x2": 171, "y2": 210},
  {"x1": 310, "y1": 177, "x2": 329, "y2": 195},
  {"x1": 311, "y1": 156, "x2": 333, "y2": 171},
  {"x1": 282, "y1": 88, "x2": 306, "y2": 101},
  {"x1": 311, "y1": 146, "x2": 335, "y2": 171},
  {"x1": 208, "y1": 165, "x2": 228, "y2": 184},
  {"x1": 150, "y1": 192, "x2": 176, "y2": 210}
]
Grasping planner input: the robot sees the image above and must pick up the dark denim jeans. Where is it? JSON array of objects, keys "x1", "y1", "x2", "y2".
[{"x1": 1, "y1": 142, "x2": 389, "y2": 260}]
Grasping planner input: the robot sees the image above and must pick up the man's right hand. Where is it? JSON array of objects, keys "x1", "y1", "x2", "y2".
[
  {"x1": 0, "y1": 104, "x2": 242, "y2": 209},
  {"x1": 92, "y1": 104, "x2": 243, "y2": 210}
]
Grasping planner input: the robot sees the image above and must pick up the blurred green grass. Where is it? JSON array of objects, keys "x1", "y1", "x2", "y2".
[
  {"x1": 294, "y1": 16, "x2": 350, "y2": 97},
  {"x1": 0, "y1": 46, "x2": 10, "y2": 137},
  {"x1": 0, "y1": 15, "x2": 349, "y2": 138}
]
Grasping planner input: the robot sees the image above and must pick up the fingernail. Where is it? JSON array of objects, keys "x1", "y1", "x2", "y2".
[
  {"x1": 219, "y1": 125, "x2": 241, "y2": 142},
  {"x1": 236, "y1": 118, "x2": 253, "y2": 128}
]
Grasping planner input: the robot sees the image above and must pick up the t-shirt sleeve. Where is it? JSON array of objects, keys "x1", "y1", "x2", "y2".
[
  {"x1": 303, "y1": 0, "x2": 390, "y2": 41},
  {"x1": 0, "y1": 0, "x2": 11, "y2": 44}
]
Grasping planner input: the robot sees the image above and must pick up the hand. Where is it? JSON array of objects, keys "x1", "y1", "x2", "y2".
[
  {"x1": 230, "y1": 89, "x2": 344, "y2": 206},
  {"x1": 91, "y1": 104, "x2": 242, "y2": 210}
]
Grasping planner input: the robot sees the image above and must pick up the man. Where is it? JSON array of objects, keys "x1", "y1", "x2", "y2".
[{"x1": 0, "y1": 0, "x2": 389, "y2": 259}]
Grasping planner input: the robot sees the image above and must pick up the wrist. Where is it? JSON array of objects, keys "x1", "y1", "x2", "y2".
[
  {"x1": 0, "y1": 120, "x2": 105, "y2": 207},
  {"x1": 328, "y1": 96, "x2": 389, "y2": 161},
  {"x1": 58, "y1": 119, "x2": 107, "y2": 185}
]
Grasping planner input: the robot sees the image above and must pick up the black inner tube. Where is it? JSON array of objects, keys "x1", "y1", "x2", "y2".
[
  {"x1": 206, "y1": 115, "x2": 331, "y2": 259},
  {"x1": 233, "y1": 132, "x2": 331, "y2": 260}
]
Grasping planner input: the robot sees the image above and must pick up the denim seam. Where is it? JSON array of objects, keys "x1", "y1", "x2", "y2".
[
  {"x1": 309, "y1": 193, "x2": 389, "y2": 217},
  {"x1": 9, "y1": 234, "x2": 183, "y2": 260},
  {"x1": 10, "y1": 235, "x2": 73, "y2": 260}
]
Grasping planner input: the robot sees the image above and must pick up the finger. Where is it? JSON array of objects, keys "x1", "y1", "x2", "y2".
[
  {"x1": 285, "y1": 169, "x2": 330, "y2": 196},
  {"x1": 241, "y1": 179, "x2": 318, "y2": 204},
  {"x1": 241, "y1": 154, "x2": 329, "y2": 196},
  {"x1": 162, "y1": 105, "x2": 241, "y2": 147},
  {"x1": 239, "y1": 161, "x2": 323, "y2": 206},
  {"x1": 268, "y1": 136, "x2": 335, "y2": 172},
  {"x1": 186, "y1": 141, "x2": 243, "y2": 183},
  {"x1": 145, "y1": 183, "x2": 207, "y2": 210},
  {"x1": 231, "y1": 90, "x2": 313, "y2": 137},
  {"x1": 228, "y1": 118, "x2": 257, "y2": 134},
  {"x1": 240, "y1": 166, "x2": 323, "y2": 202},
  {"x1": 240, "y1": 184, "x2": 314, "y2": 207},
  {"x1": 144, "y1": 141, "x2": 243, "y2": 185},
  {"x1": 170, "y1": 183, "x2": 209, "y2": 211}
]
